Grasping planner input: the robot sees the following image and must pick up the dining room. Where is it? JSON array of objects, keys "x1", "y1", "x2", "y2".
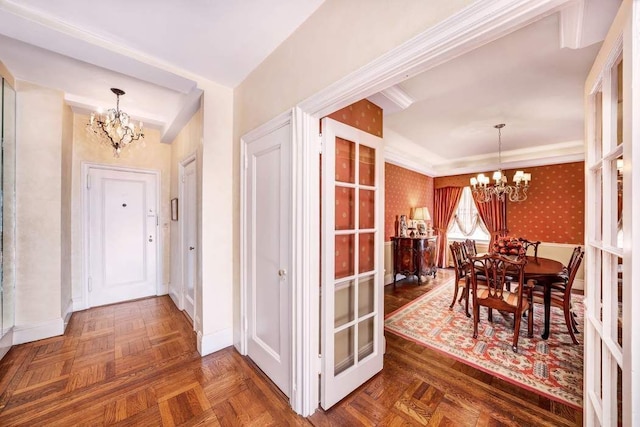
[{"x1": 383, "y1": 156, "x2": 597, "y2": 424}]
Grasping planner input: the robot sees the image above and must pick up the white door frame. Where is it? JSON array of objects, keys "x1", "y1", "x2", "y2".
[
  {"x1": 179, "y1": 153, "x2": 197, "y2": 328},
  {"x1": 81, "y1": 162, "x2": 162, "y2": 310},
  {"x1": 289, "y1": 0, "x2": 582, "y2": 417}
]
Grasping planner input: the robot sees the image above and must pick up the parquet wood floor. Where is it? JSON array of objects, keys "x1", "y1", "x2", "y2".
[{"x1": 0, "y1": 269, "x2": 582, "y2": 426}]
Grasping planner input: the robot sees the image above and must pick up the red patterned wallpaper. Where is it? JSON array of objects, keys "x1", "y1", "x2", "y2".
[
  {"x1": 385, "y1": 163, "x2": 435, "y2": 241},
  {"x1": 325, "y1": 99, "x2": 383, "y2": 137},
  {"x1": 434, "y1": 162, "x2": 584, "y2": 244}
]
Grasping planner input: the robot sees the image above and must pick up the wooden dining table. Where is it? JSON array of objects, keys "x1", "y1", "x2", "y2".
[{"x1": 523, "y1": 255, "x2": 565, "y2": 340}]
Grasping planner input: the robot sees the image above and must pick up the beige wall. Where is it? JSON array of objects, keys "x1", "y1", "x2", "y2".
[
  {"x1": 70, "y1": 113, "x2": 172, "y2": 309},
  {"x1": 15, "y1": 82, "x2": 64, "y2": 342},
  {"x1": 61, "y1": 104, "x2": 73, "y2": 322}
]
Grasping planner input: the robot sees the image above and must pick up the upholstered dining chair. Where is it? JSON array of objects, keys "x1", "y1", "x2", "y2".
[
  {"x1": 469, "y1": 253, "x2": 534, "y2": 353},
  {"x1": 532, "y1": 247, "x2": 585, "y2": 344},
  {"x1": 449, "y1": 241, "x2": 471, "y2": 317},
  {"x1": 518, "y1": 237, "x2": 541, "y2": 259}
]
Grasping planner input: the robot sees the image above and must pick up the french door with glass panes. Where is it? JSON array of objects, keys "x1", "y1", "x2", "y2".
[
  {"x1": 583, "y1": 1, "x2": 638, "y2": 425},
  {"x1": 320, "y1": 118, "x2": 384, "y2": 409}
]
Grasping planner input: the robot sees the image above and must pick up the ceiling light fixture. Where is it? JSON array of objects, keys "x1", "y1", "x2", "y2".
[
  {"x1": 470, "y1": 124, "x2": 531, "y2": 203},
  {"x1": 88, "y1": 88, "x2": 144, "y2": 157}
]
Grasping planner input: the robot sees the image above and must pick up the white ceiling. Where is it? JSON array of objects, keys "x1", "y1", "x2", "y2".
[{"x1": 0, "y1": 0, "x2": 621, "y2": 174}]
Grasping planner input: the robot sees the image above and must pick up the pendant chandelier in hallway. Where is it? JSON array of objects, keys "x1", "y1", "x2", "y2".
[
  {"x1": 470, "y1": 124, "x2": 531, "y2": 203},
  {"x1": 88, "y1": 88, "x2": 145, "y2": 157}
]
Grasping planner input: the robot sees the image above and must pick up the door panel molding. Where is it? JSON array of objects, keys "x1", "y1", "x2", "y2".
[{"x1": 81, "y1": 162, "x2": 161, "y2": 310}]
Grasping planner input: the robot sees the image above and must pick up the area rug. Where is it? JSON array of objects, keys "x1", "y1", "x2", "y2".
[{"x1": 385, "y1": 280, "x2": 583, "y2": 409}]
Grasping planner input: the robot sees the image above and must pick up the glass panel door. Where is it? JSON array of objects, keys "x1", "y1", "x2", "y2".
[{"x1": 320, "y1": 117, "x2": 384, "y2": 409}]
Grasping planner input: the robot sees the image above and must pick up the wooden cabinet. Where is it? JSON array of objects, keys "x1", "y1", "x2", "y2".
[{"x1": 391, "y1": 237, "x2": 437, "y2": 287}]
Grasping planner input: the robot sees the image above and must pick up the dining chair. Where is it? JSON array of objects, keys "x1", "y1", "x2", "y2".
[
  {"x1": 532, "y1": 247, "x2": 585, "y2": 344},
  {"x1": 449, "y1": 241, "x2": 471, "y2": 317},
  {"x1": 518, "y1": 237, "x2": 541, "y2": 259},
  {"x1": 462, "y1": 239, "x2": 477, "y2": 259},
  {"x1": 470, "y1": 253, "x2": 534, "y2": 353}
]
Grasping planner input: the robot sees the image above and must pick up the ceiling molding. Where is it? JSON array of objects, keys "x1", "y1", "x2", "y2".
[
  {"x1": 298, "y1": 0, "x2": 575, "y2": 119},
  {"x1": 160, "y1": 87, "x2": 203, "y2": 144},
  {"x1": 384, "y1": 147, "x2": 437, "y2": 177},
  {"x1": 559, "y1": 0, "x2": 584, "y2": 49},
  {"x1": 379, "y1": 85, "x2": 414, "y2": 110}
]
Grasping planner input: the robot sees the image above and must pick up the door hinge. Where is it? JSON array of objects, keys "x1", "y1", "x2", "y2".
[
  {"x1": 181, "y1": 174, "x2": 185, "y2": 183},
  {"x1": 86, "y1": 174, "x2": 91, "y2": 189},
  {"x1": 88, "y1": 276, "x2": 93, "y2": 292},
  {"x1": 244, "y1": 154, "x2": 248, "y2": 170},
  {"x1": 318, "y1": 134, "x2": 323, "y2": 154},
  {"x1": 317, "y1": 354, "x2": 322, "y2": 374},
  {"x1": 242, "y1": 316, "x2": 248, "y2": 334}
]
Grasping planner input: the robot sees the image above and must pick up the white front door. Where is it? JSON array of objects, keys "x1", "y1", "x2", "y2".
[
  {"x1": 87, "y1": 166, "x2": 158, "y2": 307},
  {"x1": 183, "y1": 159, "x2": 197, "y2": 323},
  {"x1": 320, "y1": 118, "x2": 384, "y2": 409},
  {"x1": 244, "y1": 121, "x2": 291, "y2": 397},
  {"x1": 583, "y1": 1, "x2": 638, "y2": 425}
]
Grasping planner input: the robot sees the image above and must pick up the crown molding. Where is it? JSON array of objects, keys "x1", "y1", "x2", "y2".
[{"x1": 298, "y1": 0, "x2": 575, "y2": 119}]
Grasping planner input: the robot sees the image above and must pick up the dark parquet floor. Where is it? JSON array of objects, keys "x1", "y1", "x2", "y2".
[{"x1": 0, "y1": 269, "x2": 582, "y2": 426}]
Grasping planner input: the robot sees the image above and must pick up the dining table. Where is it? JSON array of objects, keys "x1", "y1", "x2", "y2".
[{"x1": 522, "y1": 255, "x2": 565, "y2": 340}]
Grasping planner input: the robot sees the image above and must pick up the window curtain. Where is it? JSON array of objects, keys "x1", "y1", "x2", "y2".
[
  {"x1": 434, "y1": 186, "x2": 463, "y2": 267},
  {"x1": 473, "y1": 196, "x2": 507, "y2": 248}
]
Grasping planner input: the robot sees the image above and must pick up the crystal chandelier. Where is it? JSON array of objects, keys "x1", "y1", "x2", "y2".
[
  {"x1": 470, "y1": 124, "x2": 531, "y2": 203},
  {"x1": 88, "y1": 88, "x2": 144, "y2": 157}
]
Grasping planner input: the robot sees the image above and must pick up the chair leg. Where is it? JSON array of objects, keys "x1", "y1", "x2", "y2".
[
  {"x1": 512, "y1": 308, "x2": 522, "y2": 353},
  {"x1": 463, "y1": 278, "x2": 471, "y2": 318},
  {"x1": 527, "y1": 302, "x2": 534, "y2": 338},
  {"x1": 564, "y1": 307, "x2": 579, "y2": 345},
  {"x1": 449, "y1": 279, "x2": 460, "y2": 310},
  {"x1": 472, "y1": 305, "x2": 479, "y2": 339}
]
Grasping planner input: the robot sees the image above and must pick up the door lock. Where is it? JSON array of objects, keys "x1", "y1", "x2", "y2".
[{"x1": 148, "y1": 235, "x2": 153, "y2": 242}]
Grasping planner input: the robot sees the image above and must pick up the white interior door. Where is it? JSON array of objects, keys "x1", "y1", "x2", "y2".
[
  {"x1": 87, "y1": 167, "x2": 158, "y2": 307},
  {"x1": 244, "y1": 122, "x2": 291, "y2": 397},
  {"x1": 583, "y1": 1, "x2": 638, "y2": 425},
  {"x1": 320, "y1": 118, "x2": 384, "y2": 409},
  {"x1": 183, "y1": 159, "x2": 197, "y2": 323}
]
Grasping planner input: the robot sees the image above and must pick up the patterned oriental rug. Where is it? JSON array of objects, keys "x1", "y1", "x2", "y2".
[{"x1": 385, "y1": 280, "x2": 583, "y2": 409}]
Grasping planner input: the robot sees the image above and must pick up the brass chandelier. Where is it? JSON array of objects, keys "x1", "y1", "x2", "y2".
[
  {"x1": 470, "y1": 124, "x2": 531, "y2": 203},
  {"x1": 88, "y1": 88, "x2": 144, "y2": 157}
]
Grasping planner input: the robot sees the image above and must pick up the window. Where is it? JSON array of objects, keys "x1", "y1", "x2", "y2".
[{"x1": 447, "y1": 187, "x2": 489, "y2": 241}]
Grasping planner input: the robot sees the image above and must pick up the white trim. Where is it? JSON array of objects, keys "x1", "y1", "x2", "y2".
[
  {"x1": 62, "y1": 298, "x2": 73, "y2": 330},
  {"x1": 379, "y1": 85, "x2": 415, "y2": 110},
  {"x1": 81, "y1": 162, "x2": 162, "y2": 310},
  {"x1": 197, "y1": 328, "x2": 233, "y2": 356},
  {"x1": 0, "y1": 331, "x2": 14, "y2": 360},
  {"x1": 293, "y1": 0, "x2": 576, "y2": 415},
  {"x1": 178, "y1": 152, "x2": 197, "y2": 329},
  {"x1": 13, "y1": 318, "x2": 64, "y2": 345}
]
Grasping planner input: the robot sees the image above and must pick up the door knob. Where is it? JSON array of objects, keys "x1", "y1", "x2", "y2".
[
  {"x1": 278, "y1": 269, "x2": 287, "y2": 278},
  {"x1": 189, "y1": 246, "x2": 195, "y2": 251},
  {"x1": 148, "y1": 235, "x2": 153, "y2": 242}
]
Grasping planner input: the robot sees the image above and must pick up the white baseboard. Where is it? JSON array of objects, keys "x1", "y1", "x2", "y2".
[
  {"x1": 73, "y1": 297, "x2": 86, "y2": 312},
  {"x1": 14, "y1": 318, "x2": 64, "y2": 345},
  {"x1": 168, "y1": 289, "x2": 181, "y2": 309},
  {"x1": 63, "y1": 299, "x2": 74, "y2": 330},
  {"x1": 0, "y1": 329, "x2": 13, "y2": 360},
  {"x1": 197, "y1": 327, "x2": 233, "y2": 356}
]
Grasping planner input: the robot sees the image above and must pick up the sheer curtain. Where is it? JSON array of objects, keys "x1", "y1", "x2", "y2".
[
  {"x1": 434, "y1": 187, "x2": 463, "y2": 267},
  {"x1": 473, "y1": 196, "x2": 507, "y2": 248}
]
